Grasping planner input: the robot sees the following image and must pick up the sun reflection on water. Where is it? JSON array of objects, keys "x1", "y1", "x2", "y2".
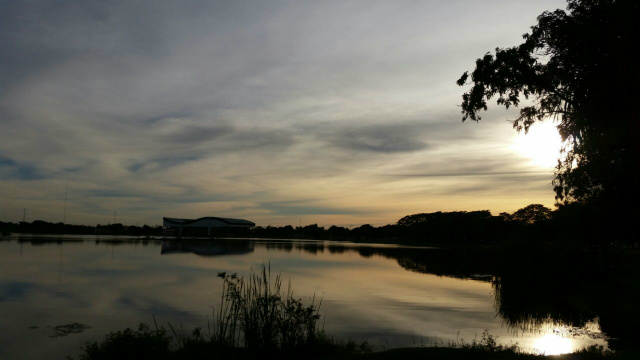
[
  {"x1": 533, "y1": 332, "x2": 573, "y2": 355},
  {"x1": 514, "y1": 320, "x2": 607, "y2": 355}
]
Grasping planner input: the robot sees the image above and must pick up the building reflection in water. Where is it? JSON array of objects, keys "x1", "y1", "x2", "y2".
[{"x1": 0, "y1": 236, "x2": 629, "y2": 360}]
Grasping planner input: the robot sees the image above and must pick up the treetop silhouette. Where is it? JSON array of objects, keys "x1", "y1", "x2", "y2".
[{"x1": 457, "y1": 0, "x2": 640, "y2": 205}]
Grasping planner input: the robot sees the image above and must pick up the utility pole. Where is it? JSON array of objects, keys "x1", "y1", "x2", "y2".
[
  {"x1": 23, "y1": 209, "x2": 26, "y2": 223},
  {"x1": 114, "y1": 210, "x2": 117, "y2": 224}
]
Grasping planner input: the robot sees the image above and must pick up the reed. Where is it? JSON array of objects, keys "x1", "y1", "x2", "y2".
[
  {"x1": 210, "y1": 264, "x2": 323, "y2": 352},
  {"x1": 75, "y1": 265, "x2": 370, "y2": 359}
]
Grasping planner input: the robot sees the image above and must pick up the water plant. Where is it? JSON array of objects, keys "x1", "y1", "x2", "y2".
[
  {"x1": 210, "y1": 265, "x2": 322, "y2": 352},
  {"x1": 74, "y1": 265, "x2": 370, "y2": 359}
]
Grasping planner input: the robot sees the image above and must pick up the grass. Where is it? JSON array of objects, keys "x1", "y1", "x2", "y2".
[
  {"x1": 211, "y1": 265, "x2": 322, "y2": 350},
  {"x1": 72, "y1": 265, "x2": 637, "y2": 360},
  {"x1": 75, "y1": 324, "x2": 638, "y2": 360},
  {"x1": 333, "y1": 335, "x2": 637, "y2": 360},
  {"x1": 73, "y1": 265, "x2": 372, "y2": 359}
]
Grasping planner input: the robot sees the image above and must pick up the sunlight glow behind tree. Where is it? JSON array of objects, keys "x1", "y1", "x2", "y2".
[
  {"x1": 511, "y1": 121, "x2": 563, "y2": 168},
  {"x1": 458, "y1": 0, "x2": 640, "y2": 205}
]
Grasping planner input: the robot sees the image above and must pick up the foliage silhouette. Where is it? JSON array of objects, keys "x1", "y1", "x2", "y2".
[
  {"x1": 506, "y1": 204, "x2": 552, "y2": 224},
  {"x1": 457, "y1": 0, "x2": 640, "y2": 208},
  {"x1": 74, "y1": 265, "x2": 371, "y2": 360},
  {"x1": 212, "y1": 266, "x2": 323, "y2": 351}
]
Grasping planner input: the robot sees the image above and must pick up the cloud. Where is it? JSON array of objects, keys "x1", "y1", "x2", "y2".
[
  {"x1": 0, "y1": 157, "x2": 45, "y2": 180},
  {"x1": 0, "y1": 0, "x2": 566, "y2": 225},
  {"x1": 261, "y1": 200, "x2": 363, "y2": 217},
  {"x1": 322, "y1": 123, "x2": 429, "y2": 154},
  {"x1": 165, "y1": 125, "x2": 233, "y2": 144}
]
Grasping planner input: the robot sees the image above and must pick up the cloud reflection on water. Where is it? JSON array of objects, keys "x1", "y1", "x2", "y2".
[{"x1": 0, "y1": 237, "x2": 606, "y2": 359}]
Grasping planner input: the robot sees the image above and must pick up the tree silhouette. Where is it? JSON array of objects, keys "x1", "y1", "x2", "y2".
[
  {"x1": 507, "y1": 204, "x2": 552, "y2": 225},
  {"x1": 457, "y1": 0, "x2": 640, "y2": 206}
]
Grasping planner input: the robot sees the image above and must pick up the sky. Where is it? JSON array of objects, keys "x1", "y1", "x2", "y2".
[{"x1": 0, "y1": 0, "x2": 567, "y2": 227}]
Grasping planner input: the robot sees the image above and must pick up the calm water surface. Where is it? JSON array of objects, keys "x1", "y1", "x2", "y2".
[{"x1": 0, "y1": 235, "x2": 606, "y2": 359}]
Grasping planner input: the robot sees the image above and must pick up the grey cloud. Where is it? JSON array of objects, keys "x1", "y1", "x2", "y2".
[
  {"x1": 262, "y1": 201, "x2": 362, "y2": 216},
  {"x1": 215, "y1": 127, "x2": 295, "y2": 152},
  {"x1": 379, "y1": 146, "x2": 545, "y2": 176},
  {"x1": 308, "y1": 115, "x2": 483, "y2": 156},
  {"x1": 310, "y1": 121, "x2": 437, "y2": 154},
  {"x1": 0, "y1": 0, "x2": 566, "y2": 225},
  {"x1": 128, "y1": 124, "x2": 295, "y2": 174},
  {"x1": 330, "y1": 126, "x2": 427, "y2": 153},
  {"x1": 167, "y1": 125, "x2": 233, "y2": 144},
  {"x1": 126, "y1": 155, "x2": 200, "y2": 174},
  {"x1": 394, "y1": 171, "x2": 548, "y2": 178},
  {"x1": 449, "y1": 178, "x2": 552, "y2": 196},
  {"x1": 0, "y1": 157, "x2": 45, "y2": 180}
]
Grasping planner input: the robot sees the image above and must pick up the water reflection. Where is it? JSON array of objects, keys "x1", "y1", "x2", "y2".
[
  {"x1": 0, "y1": 236, "x2": 622, "y2": 359},
  {"x1": 161, "y1": 238, "x2": 625, "y2": 351},
  {"x1": 533, "y1": 333, "x2": 573, "y2": 355},
  {"x1": 161, "y1": 240, "x2": 254, "y2": 256},
  {"x1": 284, "y1": 240, "x2": 637, "y2": 352}
]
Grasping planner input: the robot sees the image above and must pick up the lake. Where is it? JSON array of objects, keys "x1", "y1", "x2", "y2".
[{"x1": 0, "y1": 235, "x2": 608, "y2": 359}]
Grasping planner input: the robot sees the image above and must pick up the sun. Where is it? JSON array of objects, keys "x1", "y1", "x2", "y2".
[{"x1": 511, "y1": 121, "x2": 563, "y2": 169}]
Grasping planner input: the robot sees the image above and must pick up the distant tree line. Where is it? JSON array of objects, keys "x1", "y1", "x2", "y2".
[
  {"x1": 1, "y1": 202, "x2": 633, "y2": 247},
  {"x1": 251, "y1": 202, "x2": 633, "y2": 247},
  {"x1": 0, "y1": 220, "x2": 164, "y2": 237}
]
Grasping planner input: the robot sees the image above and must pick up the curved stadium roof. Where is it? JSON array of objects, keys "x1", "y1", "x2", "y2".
[{"x1": 163, "y1": 216, "x2": 255, "y2": 228}]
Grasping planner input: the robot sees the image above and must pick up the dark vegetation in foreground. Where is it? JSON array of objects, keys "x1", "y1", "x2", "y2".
[
  {"x1": 73, "y1": 266, "x2": 372, "y2": 360},
  {"x1": 73, "y1": 325, "x2": 638, "y2": 360},
  {"x1": 71, "y1": 266, "x2": 638, "y2": 360},
  {"x1": 348, "y1": 346, "x2": 638, "y2": 360}
]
